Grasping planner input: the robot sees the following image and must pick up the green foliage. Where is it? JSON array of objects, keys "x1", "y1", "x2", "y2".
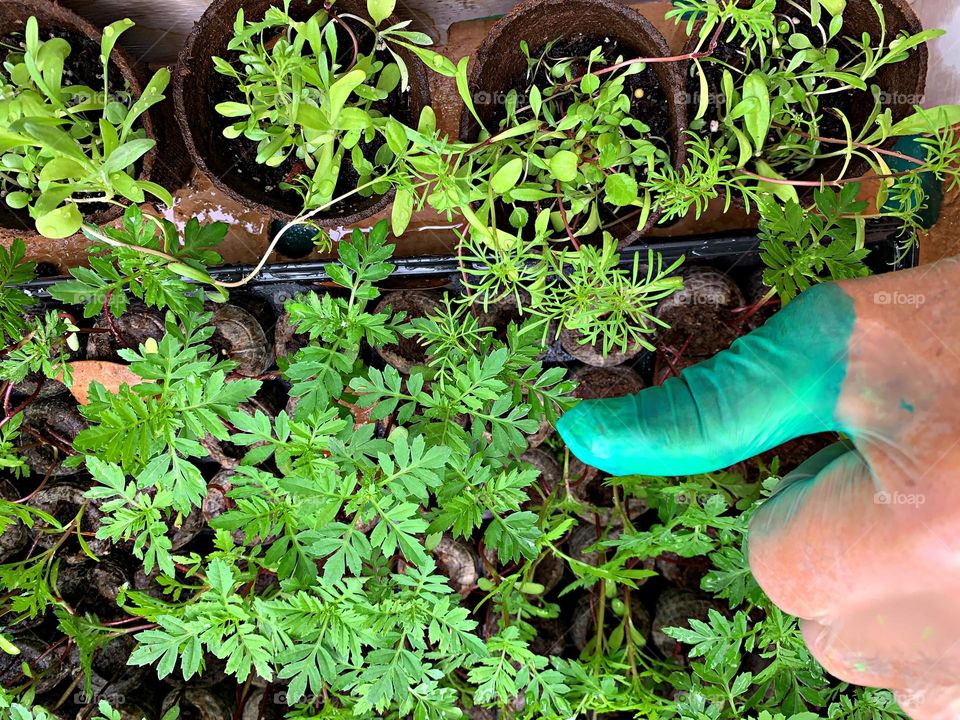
[
  {"x1": 0, "y1": 239, "x2": 37, "y2": 343},
  {"x1": 0, "y1": 309, "x2": 80, "y2": 386},
  {"x1": 49, "y1": 205, "x2": 226, "y2": 322},
  {"x1": 758, "y1": 184, "x2": 871, "y2": 302},
  {"x1": 0, "y1": 17, "x2": 172, "y2": 238},
  {"x1": 213, "y1": 0, "x2": 443, "y2": 211},
  {"x1": 74, "y1": 311, "x2": 260, "y2": 512},
  {"x1": 464, "y1": 40, "x2": 669, "y2": 243}
]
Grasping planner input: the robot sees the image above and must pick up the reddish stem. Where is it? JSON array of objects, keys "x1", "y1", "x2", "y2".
[
  {"x1": 102, "y1": 291, "x2": 131, "y2": 349},
  {"x1": 555, "y1": 182, "x2": 582, "y2": 251}
]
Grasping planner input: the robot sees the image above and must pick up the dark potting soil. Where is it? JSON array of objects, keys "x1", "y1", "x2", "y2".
[
  {"x1": 210, "y1": 13, "x2": 413, "y2": 218},
  {"x1": 493, "y1": 33, "x2": 672, "y2": 239}
]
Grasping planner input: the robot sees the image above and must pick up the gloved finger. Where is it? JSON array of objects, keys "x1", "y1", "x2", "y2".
[{"x1": 557, "y1": 283, "x2": 855, "y2": 477}]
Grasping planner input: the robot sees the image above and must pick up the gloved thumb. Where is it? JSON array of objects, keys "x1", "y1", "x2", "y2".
[{"x1": 556, "y1": 282, "x2": 856, "y2": 476}]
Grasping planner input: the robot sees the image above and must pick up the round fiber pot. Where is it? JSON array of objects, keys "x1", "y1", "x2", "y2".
[
  {"x1": 459, "y1": 0, "x2": 688, "y2": 247},
  {"x1": 0, "y1": 0, "x2": 160, "y2": 239},
  {"x1": 684, "y1": 0, "x2": 926, "y2": 193},
  {"x1": 175, "y1": 0, "x2": 431, "y2": 226}
]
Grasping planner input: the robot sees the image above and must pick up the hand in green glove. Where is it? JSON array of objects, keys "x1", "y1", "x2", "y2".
[{"x1": 557, "y1": 259, "x2": 960, "y2": 719}]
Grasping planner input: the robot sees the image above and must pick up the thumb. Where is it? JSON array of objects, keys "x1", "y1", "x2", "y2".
[
  {"x1": 556, "y1": 282, "x2": 856, "y2": 477},
  {"x1": 897, "y1": 686, "x2": 960, "y2": 720}
]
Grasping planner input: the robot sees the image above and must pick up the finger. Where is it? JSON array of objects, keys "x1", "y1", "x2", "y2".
[
  {"x1": 801, "y1": 591, "x2": 960, "y2": 692},
  {"x1": 750, "y1": 445, "x2": 953, "y2": 627},
  {"x1": 897, "y1": 686, "x2": 960, "y2": 720},
  {"x1": 557, "y1": 283, "x2": 855, "y2": 477}
]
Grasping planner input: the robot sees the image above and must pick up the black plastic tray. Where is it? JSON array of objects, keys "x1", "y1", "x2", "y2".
[{"x1": 16, "y1": 220, "x2": 918, "y2": 296}]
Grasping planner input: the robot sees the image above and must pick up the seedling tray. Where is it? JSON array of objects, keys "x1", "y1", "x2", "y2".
[{"x1": 16, "y1": 219, "x2": 917, "y2": 298}]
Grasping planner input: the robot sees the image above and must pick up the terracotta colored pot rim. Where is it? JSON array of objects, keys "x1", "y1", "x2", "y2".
[
  {"x1": 174, "y1": 0, "x2": 431, "y2": 226},
  {"x1": 460, "y1": 0, "x2": 690, "y2": 248},
  {"x1": 0, "y1": 0, "x2": 159, "y2": 233}
]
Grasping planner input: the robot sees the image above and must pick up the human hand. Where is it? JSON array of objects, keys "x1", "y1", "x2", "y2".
[{"x1": 557, "y1": 259, "x2": 960, "y2": 719}]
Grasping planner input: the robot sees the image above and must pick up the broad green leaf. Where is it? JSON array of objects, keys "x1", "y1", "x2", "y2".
[
  {"x1": 215, "y1": 102, "x2": 251, "y2": 118},
  {"x1": 327, "y1": 69, "x2": 367, "y2": 122},
  {"x1": 35, "y1": 203, "x2": 83, "y2": 239},
  {"x1": 101, "y1": 19, "x2": 135, "y2": 64},
  {"x1": 741, "y1": 70, "x2": 771, "y2": 152},
  {"x1": 491, "y1": 157, "x2": 524, "y2": 194},
  {"x1": 604, "y1": 172, "x2": 638, "y2": 206},
  {"x1": 890, "y1": 105, "x2": 960, "y2": 136},
  {"x1": 103, "y1": 138, "x2": 155, "y2": 176},
  {"x1": 391, "y1": 187, "x2": 413, "y2": 235},
  {"x1": 549, "y1": 150, "x2": 579, "y2": 183},
  {"x1": 753, "y1": 159, "x2": 800, "y2": 205},
  {"x1": 367, "y1": 0, "x2": 396, "y2": 26}
]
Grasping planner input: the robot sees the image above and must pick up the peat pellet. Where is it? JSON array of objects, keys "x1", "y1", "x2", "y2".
[
  {"x1": 207, "y1": 304, "x2": 271, "y2": 376},
  {"x1": 20, "y1": 395, "x2": 89, "y2": 477},
  {"x1": 652, "y1": 588, "x2": 725, "y2": 665},
  {"x1": 531, "y1": 551, "x2": 565, "y2": 596},
  {"x1": 274, "y1": 310, "x2": 310, "y2": 361},
  {"x1": 741, "y1": 268, "x2": 780, "y2": 332},
  {"x1": 26, "y1": 480, "x2": 110, "y2": 556},
  {"x1": 560, "y1": 327, "x2": 643, "y2": 368},
  {"x1": 520, "y1": 447, "x2": 562, "y2": 505},
  {"x1": 0, "y1": 479, "x2": 27, "y2": 562},
  {"x1": 240, "y1": 687, "x2": 286, "y2": 720},
  {"x1": 654, "y1": 551, "x2": 713, "y2": 592},
  {"x1": 0, "y1": 635, "x2": 71, "y2": 693},
  {"x1": 654, "y1": 267, "x2": 744, "y2": 359},
  {"x1": 373, "y1": 291, "x2": 440, "y2": 373},
  {"x1": 86, "y1": 304, "x2": 166, "y2": 360},
  {"x1": 57, "y1": 560, "x2": 129, "y2": 611},
  {"x1": 566, "y1": 523, "x2": 653, "y2": 578},
  {"x1": 169, "y1": 504, "x2": 206, "y2": 552},
  {"x1": 528, "y1": 618, "x2": 565, "y2": 656},
  {"x1": 572, "y1": 366, "x2": 645, "y2": 400},
  {"x1": 432, "y1": 535, "x2": 481, "y2": 596},
  {"x1": 570, "y1": 594, "x2": 651, "y2": 653},
  {"x1": 161, "y1": 686, "x2": 233, "y2": 717}
]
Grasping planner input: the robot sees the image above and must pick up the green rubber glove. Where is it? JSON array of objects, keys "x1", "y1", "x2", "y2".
[{"x1": 557, "y1": 260, "x2": 960, "y2": 720}]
